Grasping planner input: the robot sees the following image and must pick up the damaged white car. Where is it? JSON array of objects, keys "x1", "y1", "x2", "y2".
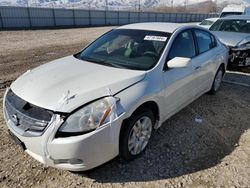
[
  {"x1": 210, "y1": 15, "x2": 250, "y2": 67},
  {"x1": 3, "y1": 23, "x2": 228, "y2": 171}
]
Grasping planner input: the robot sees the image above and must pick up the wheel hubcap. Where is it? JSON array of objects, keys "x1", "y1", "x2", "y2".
[
  {"x1": 128, "y1": 116, "x2": 152, "y2": 155},
  {"x1": 214, "y1": 70, "x2": 223, "y2": 91}
]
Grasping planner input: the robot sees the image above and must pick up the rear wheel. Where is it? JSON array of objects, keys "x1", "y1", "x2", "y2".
[
  {"x1": 120, "y1": 108, "x2": 155, "y2": 161},
  {"x1": 209, "y1": 66, "x2": 224, "y2": 94}
]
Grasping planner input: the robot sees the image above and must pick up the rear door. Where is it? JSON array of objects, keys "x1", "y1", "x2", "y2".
[{"x1": 192, "y1": 29, "x2": 218, "y2": 97}]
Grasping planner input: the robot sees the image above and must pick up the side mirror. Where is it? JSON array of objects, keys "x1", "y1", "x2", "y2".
[{"x1": 167, "y1": 57, "x2": 192, "y2": 68}]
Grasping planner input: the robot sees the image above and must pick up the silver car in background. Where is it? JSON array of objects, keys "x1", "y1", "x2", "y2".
[
  {"x1": 197, "y1": 18, "x2": 219, "y2": 29},
  {"x1": 210, "y1": 15, "x2": 250, "y2": 67}
]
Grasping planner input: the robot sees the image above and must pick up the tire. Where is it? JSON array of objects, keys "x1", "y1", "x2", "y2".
[
  {"x1": 209, "y1": 66, "x2": 224, "y2": 94},
  {"x1": 119, "y1": 108, "x2": 155, "y2": 161}
]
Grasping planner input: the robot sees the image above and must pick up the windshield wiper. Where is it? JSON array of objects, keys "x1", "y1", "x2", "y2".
[{"x1": 80, "y1": 56, "x2": 128, "y2": 69}]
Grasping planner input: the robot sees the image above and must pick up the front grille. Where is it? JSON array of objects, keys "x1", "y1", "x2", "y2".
[
  {"x1": 229, "y1": 47, "x2": 250, "y2": 67},
  {"x1": 4, "y1": 90, "x2": 53, "y2": 137}
]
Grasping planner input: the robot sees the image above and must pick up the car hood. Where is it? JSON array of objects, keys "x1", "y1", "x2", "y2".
[
  {"x1": 11, "y1": 56, "x2": 146, "y2": 113},
  {"x1": 212, "y1": 31, "x2": 250, "y2": 47}
]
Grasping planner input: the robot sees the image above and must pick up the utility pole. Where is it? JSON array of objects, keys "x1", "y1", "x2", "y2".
[
  {"x1": 184, "y1": 0, "x2": 188, "y2": 12},
  {"x1": 87, "y1": 1, "x2": 91, "y2": 10},
  {"x1": 171, "y1": 0, "x2": 174, "y2": 8},
  {"x1": 138, "y1": 0, "x2": 141, "y2": 12},
  {"x1": 26, "y1": 0, "x2": 32, "y2": 28},
  {"x1": 214, "y1": 0, "x2": 218, "y2": 13},
  {"x1": 105, "y1": 0, "x2": 109, "y2": 11}
]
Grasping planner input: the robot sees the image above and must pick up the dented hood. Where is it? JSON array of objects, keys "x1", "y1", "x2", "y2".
[
  {"x1": 11, "y1": 56, "x2": 146, "y2": 113},
  {"x1": 212, "y1": 31, "x2": 250, "y2": 47}
]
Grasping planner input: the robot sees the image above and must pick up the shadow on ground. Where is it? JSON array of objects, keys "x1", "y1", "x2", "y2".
[
  {"x1": 77, "y1": 73, "x2": 250, "y2": 183},
  {"x1": 228, "y1": 66, "x2": 250, "y2": 74},
  {"x1": 224, "y1": 70, "x2": 250, "y2": 88}
]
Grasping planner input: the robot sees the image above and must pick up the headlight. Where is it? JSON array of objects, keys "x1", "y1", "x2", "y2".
[
  {"x1": 236, "y1": 37, "x2": 250, "y2": 50},
  {"x1": 58, "y1": 97, "x2": 117, "y2": 133},
  {"x1": 236, "y1": 42, "x2": 250, "y2": 50}
]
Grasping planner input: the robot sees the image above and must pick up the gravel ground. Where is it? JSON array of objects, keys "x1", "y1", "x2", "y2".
[
  {"x1": 0, "y1": 26, "x2": 115, "y2": 86},
  {"x1": 0, "y1": 27, "x2": 250, "y2": 188}
]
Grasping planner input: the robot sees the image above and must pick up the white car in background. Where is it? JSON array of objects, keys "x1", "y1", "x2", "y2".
[
  {"x1": 220, "y1": 5, "x2": 250, "y2": 17},
  {"x1": 198, "y1": 17, "x2": 219, "y2": 29},
  {"x1": 3, "y1": 23, "x2": 228, "y2": 171}
]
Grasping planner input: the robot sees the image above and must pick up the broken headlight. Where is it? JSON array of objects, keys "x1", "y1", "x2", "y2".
[
  {"x1": 235, "y1": 42, "x2": 250, "y2": 51},
  {"x1": 235, "y1": 37, "x2": 250, "y2": 50},
  {"x1": 58, "y1": 97, "x2": 117, "y2": 134}
]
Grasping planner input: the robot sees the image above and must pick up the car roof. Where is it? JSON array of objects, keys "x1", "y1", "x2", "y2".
[
  {"x1": 222, "y1": 6, "x2": 246, "y2": 13},
  {"x1": 219, "y1": 15, "x2": 250, "y2": 20},
  {"x1": 117, "y1": 22, "x2": 188, "y2": 33}
]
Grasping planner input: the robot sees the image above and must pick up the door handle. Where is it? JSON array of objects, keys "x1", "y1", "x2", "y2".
[{"x1": 195, "y1": 66, "x2": 201, "y2": 70}]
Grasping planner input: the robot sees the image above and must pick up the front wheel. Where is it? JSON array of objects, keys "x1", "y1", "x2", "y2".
[
  {"x1": 209, "y1": 66, "x2": 224, "y2": 94},
  {"x1": 119, "y1": 108, "x2": 155, "y2": 161}
]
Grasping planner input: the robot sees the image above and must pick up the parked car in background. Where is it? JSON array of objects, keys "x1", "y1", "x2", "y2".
[
  {"x1": 198, "y1": 18, "x2": 219, "y2": 29},
  {"x1": 3, "y1": 23, "x2": 228, "y2": 171},
  {"x1": 220, "y1": 5, "x2": 250, "y2": 17},
  {"x1": 210, "y1": 15, "x2": 250, "y2": 67}
]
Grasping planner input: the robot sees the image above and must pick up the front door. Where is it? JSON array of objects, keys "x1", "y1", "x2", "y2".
[{"x1": 162, "y1": 30, "x2": 198, "y2": 119}]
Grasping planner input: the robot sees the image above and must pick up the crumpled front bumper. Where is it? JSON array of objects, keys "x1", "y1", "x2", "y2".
[
  {"x1": 3, "y1": 93, "x2": 124, "y2": 171},
  {"x1": 229, "y1": 47, "x2": 250, "y2": 67}
]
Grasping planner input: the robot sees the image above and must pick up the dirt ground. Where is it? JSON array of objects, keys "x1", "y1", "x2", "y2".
[{"x1": 0, "y1": 27, "x2": 250, "y2": 188}]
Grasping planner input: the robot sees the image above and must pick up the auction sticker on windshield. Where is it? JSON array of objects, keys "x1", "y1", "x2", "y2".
[{"x1": 144, "y1": 35, "x2": 168, "y2": 42}]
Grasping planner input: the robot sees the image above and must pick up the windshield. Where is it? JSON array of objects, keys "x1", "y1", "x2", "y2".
[
  {"x1": 210, "y1": 19, "x2": 250, "y2": 33},
  {"x1": 200, "y1": 20, "x2": 214, "y2": 26},
  {"x1": 75, "y1": 29, "x2": 171, "y2": 70},
  {"x1": 220, "y1": 12, "x2": 243, "y2": 17}
]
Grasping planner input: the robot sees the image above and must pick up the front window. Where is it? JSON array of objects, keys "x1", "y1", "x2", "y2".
[
  {"x1": 75, "y1": 29, "x2": 171, "y2": 70},
  {"x1": 210, "y1": 19, "x2": 250, "y2": 33},
  {"x1": 168, "y1": 30, "x2": 196, "y2": 60},
  {"x1": 194, "y1": 30, "x2": 215, "y2": 54}
]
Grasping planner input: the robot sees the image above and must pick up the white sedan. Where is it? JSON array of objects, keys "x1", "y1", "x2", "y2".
[{"x1": 3, "y1": 23, "x2": 228, "y2": 171}]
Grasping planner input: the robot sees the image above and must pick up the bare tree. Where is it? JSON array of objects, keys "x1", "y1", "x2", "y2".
[{"x1": 207, "y1": 0, "x2": 217, "y2": 13}]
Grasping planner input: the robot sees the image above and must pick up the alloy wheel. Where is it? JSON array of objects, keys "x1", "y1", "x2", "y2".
[{"x1": 128, "y1": 116, "x2": 153, "y2": 155}]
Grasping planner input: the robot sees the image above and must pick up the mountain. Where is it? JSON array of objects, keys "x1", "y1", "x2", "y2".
[
  {"x1": 168, "y1": 0, "x2": 249, "y2": 7},
  {"x1": 0, "y1": 0, "x2": 249, "y2": 10},
  {"x1": 0, "y1": 0, "x2": 159, "y2": 9}
]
